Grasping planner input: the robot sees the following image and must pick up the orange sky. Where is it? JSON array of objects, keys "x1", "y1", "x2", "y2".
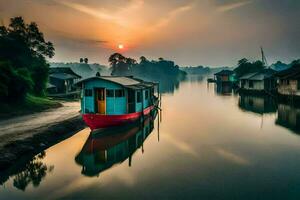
[{"x1": 0, "y1": 0, "x2": 299, "y2": 66}]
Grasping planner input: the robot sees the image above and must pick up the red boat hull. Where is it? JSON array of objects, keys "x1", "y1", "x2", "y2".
[{"x1": 82, "y1": 105, "x2": 154, "y2": 130}]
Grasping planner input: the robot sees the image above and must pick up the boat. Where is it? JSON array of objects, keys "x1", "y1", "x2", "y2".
[
  {"x1": 76, "y1": 76, "x2": 159, "y2": 130},
  {"x1": 75, "y1": 112, "x2": 157, "y2": 177}
]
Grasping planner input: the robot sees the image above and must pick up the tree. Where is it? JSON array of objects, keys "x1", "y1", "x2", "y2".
[
  {"x1": 0, "y1": 16, "x2": 54, "y2": 99},
  {"x1": 84, "y1": 58, "x2": 88, "y2": 64},
  {"x1": 140, "y1": 56, "x2": 147, "y2": 63},
  {"x1": 80, "y1": 58, "x2": 83, "y2": 63},
  {"x1": 0, "y1": 61, "x2": 33, "y2": 102},
  {"x1": 234, "y1": 58, "x2": 265, "y2": 77},
  {"x1": 109, "y1": 53, "x2": 128, "y2": 75}
]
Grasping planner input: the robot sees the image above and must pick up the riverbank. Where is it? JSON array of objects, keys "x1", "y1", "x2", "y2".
[
  {"x1": 0, "y1": 94, "x2": 62, "y2": 120},
  {"x1": 0, "y1": 101, "x2": 86, "y2": 171}
]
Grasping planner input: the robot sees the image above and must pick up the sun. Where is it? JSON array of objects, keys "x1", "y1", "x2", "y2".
[{"x1": 118, "y1": 44, "x2": 124, "y2": 49}]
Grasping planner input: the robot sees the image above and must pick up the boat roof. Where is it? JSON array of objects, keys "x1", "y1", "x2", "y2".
[{"x1": 76, "y1": 76, "x2": 158, "y2": 89}]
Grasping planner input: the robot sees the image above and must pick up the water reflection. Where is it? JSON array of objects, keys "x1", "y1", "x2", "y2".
[
  {"x1": 214, "y1": 83, "x2": 234, "y2": 96},
  {"x1": 182, "y1": 75, "x2": 205, "y2": 83},
  {"x1": 0, "y1": 151, "x2": 54, "y2": 191},
  {"x1": 239, "y1": 94, "x2": 277, "y2": 115},
  {"x1": 276, "y1": 104, "x2": 300, "y2": 134},
  {"x1": 75, "y1": 114, "x2": 157, "y2": 177}
]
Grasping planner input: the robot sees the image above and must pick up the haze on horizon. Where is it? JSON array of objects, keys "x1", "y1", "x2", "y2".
[{"x1": 0, "y1": 0, "x2": 299, "y2": 67}]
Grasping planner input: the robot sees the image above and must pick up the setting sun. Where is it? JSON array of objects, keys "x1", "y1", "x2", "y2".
[{"x1": 118, "y1": 44, "x2": 124, "y2": 49}]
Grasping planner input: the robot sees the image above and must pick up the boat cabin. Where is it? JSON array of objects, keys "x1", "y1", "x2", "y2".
[{"x1": 76, "y1": 76, "x2": 159, "y2": 115}]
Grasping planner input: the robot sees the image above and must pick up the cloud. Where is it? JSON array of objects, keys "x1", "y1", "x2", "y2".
[
  {"x1": 147, "y1": 3, "x2": 193, "y2": 32},
  {"x1": 217, "y1": 0, "x2": 252, "y2": 12},
  {"x1": 52, "y1": 0, "x2": 143, "y2": 27}
]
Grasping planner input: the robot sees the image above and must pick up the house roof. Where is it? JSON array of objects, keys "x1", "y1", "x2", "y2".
[
  {"x1": 46, "y1": 82, "x2": 56, "y2": 89},
  {"x1": 76, "y1": 76, "x2": 157, "y2": 89},
  {"x1": 214, "y1": 70, "x2": 234, "y2": 76},
  {"x1": 239, "y1": 68, "x2": 276, "y2": 80},
  {"x1": 275, "y1": 66, "x2": 300, "y2": 79},
  {"x1": 49, "y1": 67, "x2": 82, "y2": 79},
  {"x1": 239, "y1": 72, "x2": 257, "y2": 80},
  {"x1": 50, "y1": 73, "x2": 80, "y2": 80}
]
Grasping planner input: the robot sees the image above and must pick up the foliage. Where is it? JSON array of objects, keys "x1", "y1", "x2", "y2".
[
  {"x1": 109, "y1": 53, "x2": 135, "y2": 76},
  {"x1": 234, "y1": 58, "x2": 265, "y2": 77},
  {"x1": 0, "y1": 61, "x2": 33, "y2": 102},
  {"x1": 109, "y1": 53, "x2": 186, "y2": 78},
  {"x1": 0, "y1": 16, "x2": 54, "y2": 102},
  {"x1": 12, "y1": 152, "x2": 54, "y2": 191}
]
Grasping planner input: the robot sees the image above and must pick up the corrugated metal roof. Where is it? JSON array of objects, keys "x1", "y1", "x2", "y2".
[
  {"x1": 239, "y1": 69, "x2": 276, "y2": 80},
  {"x1": 50, "y1": 73, "x2": 79, "y2": 80},
  {"x1": 76, "y1": 76, "x2": 157, "y2": 89},
  {"x1": 49, "y1": 67, "x2": 82, "y2": 78},
  {"x1": 46, "y1": 82, "x2": 56, "y2": 89},
  {"x1": 248, "y1": 74, "x2": 266, "y2": 81},
  {"x1": 239, "y1": 73, "x2": 257, "y2": 80},
  {"x1": 214, "y1": 70, "x2": 234, "y2": 76},
  {"x1": 100, "y1": 76, "x2": 141, "y2": 86}
]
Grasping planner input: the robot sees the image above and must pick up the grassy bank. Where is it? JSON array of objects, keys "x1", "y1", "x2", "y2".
[{"x1": 0, "y1": 94, "x2": 62, "y2": 120}]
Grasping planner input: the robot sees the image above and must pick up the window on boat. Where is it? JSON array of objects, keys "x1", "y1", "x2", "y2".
[
  {"x1": 145, "y1": 90, "x2": 149, "y2": 100},
  {"x1": 115, "y1": 89, "x2": 125, "y2": 97},
  {"x1": 106, "y1": 90, "x2": 114, "y2": 97},
  {"x1": 137, "y1": 91, "x2": 142, "y2": 103},
  {"x1": 84, "y1": 89, "x2": 92, "y2": 97}
]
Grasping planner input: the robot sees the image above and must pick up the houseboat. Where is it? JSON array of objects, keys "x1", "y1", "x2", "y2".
[
  {"x1": 239, "y1": 68, "x2": 276, "y2": 93},
  {"x1": 76, "y1": 76, "x2": 159, "y2": 130}
]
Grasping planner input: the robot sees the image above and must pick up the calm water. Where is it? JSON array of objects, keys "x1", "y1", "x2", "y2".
[{"x1": 2, "y1": 76, "x2": 300, "y2": 199}]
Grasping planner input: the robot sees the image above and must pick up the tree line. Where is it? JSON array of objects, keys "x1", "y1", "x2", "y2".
[
  {"x1": 234, "y1": 58, "x2": 300, "y2": 78},
  {"x1": 0, "y1": 17, "x2": 54, "y2": 103},
  {"x1": 108, "y1": 53, "x2": 186, "y2": 80}
]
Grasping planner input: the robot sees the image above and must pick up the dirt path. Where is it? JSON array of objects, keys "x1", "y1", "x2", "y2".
[{"x1": 0, "y1": 101, "x2": 81, "y2": 148}]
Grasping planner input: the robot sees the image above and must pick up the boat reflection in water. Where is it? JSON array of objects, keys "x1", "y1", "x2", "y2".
[
  {"x1": 276, "y1": 104, "x2": 300, "y2": 134},
  {"x1": 75, "y1": 112, "x2": 158, "y2": 177},
  {"x1": 238, "y1": 94, "x2": 277, "y2": 115},
  {"x1": 214, "y1": 83, "x2": 234, "y2": 96}
]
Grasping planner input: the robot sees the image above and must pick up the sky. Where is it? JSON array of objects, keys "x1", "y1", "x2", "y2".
[{"x1": 0, "y1": 0, "x2": 299, "y2": 67}]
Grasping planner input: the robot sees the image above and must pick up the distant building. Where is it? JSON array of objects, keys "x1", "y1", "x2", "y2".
[
  {"x1": 275, "y1": 66, "x2": 300, "y2": 97},
  {"x1": 46, "y1": 82, "x2": 57, "y2": 94},
  {"x1": 49, "y1": 67, "x2": 81, "y2": 94},
  {"x1": 214, "y1": 70, "x2": 236, "y2": 83},
  {"x1": 239, "y1": 68, "x2": 276, "y2": 92}
]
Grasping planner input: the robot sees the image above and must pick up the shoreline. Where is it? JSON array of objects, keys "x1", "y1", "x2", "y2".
[{"x1": 0, "y1": 115, "x2": 86, "y2": 172}]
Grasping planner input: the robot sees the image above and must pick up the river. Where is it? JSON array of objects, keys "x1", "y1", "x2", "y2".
[{"x1": 1, "y1": 75, "x2": 300, "y2": 199}]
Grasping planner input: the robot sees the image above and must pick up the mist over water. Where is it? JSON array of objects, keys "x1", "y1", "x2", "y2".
[{"x1": 1, "y1": 75, "x2": 300, "y2": 199}]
